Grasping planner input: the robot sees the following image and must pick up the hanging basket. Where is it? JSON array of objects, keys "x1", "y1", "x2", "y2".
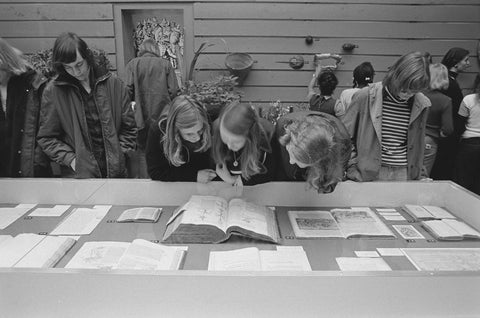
[{"x1": 225, "y1": 53, "x2": 253, "y2": 86}]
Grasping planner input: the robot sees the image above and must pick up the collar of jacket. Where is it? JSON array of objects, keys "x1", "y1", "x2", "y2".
[
  {"x1": 138, "y1": 52, "x2": 160, "y2": 58},
  {"x1": 53, "y1": 64, "x2": 111, "y2": 88},
  {"x1": 12, "y1": 69, "x2": 48, "y2": 91},
  {"x1": 368, "y1": 82, "x2": 431, "y2": 142}
]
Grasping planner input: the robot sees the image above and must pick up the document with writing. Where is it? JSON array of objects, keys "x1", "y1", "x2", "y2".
[
  {"x1": 208, "y1": 247, "x2": 311, "y2": 271},
  {"x1": 163, "y1": 195, "x2": 279, "y2": 244},
  {"x1": 289, "y1": 208, "x2": 395, "y2": 239},
  {"x1": 0, "y1": 205, "x2": 36, "y2": 229},
  {"x1": 50, "y1": 205, "x2": 111, "y2": 235}
]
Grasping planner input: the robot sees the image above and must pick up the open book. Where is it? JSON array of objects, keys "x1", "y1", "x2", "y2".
[
  {"x1": 117, "y1": 207, "x2": 162, "y2": 223},
  {"x1": 402, "y1": 205, "x2": 455, "y2": 221},
  {"x1": 421, "y1": 219, "x2": 480, "y2": 241},
  {"x1": 0, "y1": 233, "x2": 75, "y2": 268},
  {"x1": 65, "y1": 239, "x2": 186, "y2": 270},
  {"x1": 162, "y1": 195, "x2": 279, "y2": 244},
  {"x1": 208, "y1": 247, "x2": 311, "y2": 271},
  {"x1": 288, "y1": 208, "x2": 395, "y2": 239}
]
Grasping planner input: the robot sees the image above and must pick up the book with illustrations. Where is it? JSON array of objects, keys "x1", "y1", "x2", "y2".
[
  {"x1": 65, "y1": 239, "x2": 186, "y2": 270},
  {"x1": 401, "y1": 205, "x2": 455, "y2": 221},
  {"x1": 421, "y1": 219, "x2": 480, "y2": 241},
  {"x1": 0, "y1": 233, "x2": 75, "y2": 268},
  {"x1": 208, "y1": 247, "x2": 311, "y2": 271},
  {"x1": 288, "y1": 208, "x2": 395, "y2": 239},
  {"x1": 162, "y1": 195, "x2": 280, "y2": 244},
  {"x1": 117, "y1": 207, "x2": 162, "y2": 223}
]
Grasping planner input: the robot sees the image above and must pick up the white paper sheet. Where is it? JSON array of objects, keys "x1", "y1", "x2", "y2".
[
  {"x1": 29, "y1": 205, "x2": 71, "y2": 217},
  {"x1": 0, "y1": 207, "x2": 34, "y2": 229},
  {"x1": 336, "y1": 257, "x2": 392, "y2": 271},
  {"x1": 50, "y1": 206, "x2": 111, "y2": 235}
]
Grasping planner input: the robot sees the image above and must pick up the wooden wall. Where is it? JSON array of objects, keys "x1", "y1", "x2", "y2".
[{"x1": 1, "y1": 0, "x2": 479, "y2": 106}]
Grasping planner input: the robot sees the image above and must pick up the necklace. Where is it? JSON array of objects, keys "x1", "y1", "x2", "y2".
[{"x1": 233, "y1": 151, "x2": 239, "y2": 167}]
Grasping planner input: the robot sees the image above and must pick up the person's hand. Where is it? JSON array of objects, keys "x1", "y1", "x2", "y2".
[
  {"x1": 70, "y1": 158, "x2": 76, "y2": 171},
  {"x1": 216, "y1": 163, "x2": 237, "y2": 185},
  {"x1": 197, "y1": 169, "x2": 217, "y2": 183}
]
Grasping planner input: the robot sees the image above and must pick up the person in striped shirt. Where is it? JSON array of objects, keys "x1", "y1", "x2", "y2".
[{"x1": 341, "y1": 52, "x2": 431, "y2": 181}]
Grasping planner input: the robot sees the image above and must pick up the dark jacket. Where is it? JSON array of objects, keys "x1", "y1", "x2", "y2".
[
  {"x1": 341, "y1": 82, "x2": 431, "y2": 181},
  {"x1": 0, "y1": 69, "x2": 51, "y2": 177},
  {"x1": 145, "y1": 121, "x2": 213, "y2": 181},
  {"x1": 424, "y1": 90, "x2": 453, "y2": 139},
  {"x1": 212, "y1": 118, "x2": 279, "y2": 186},
  {"x1": 275, "y1": 111, "x2": 351, "y2": 191},
  {"x1": 124, "y1": 52, "x2": 179, "y2": 148},
  {"x1": 37, "y1": 66, "x2": 137, "y2": 178},
  {"x1": 441, "y1": 71, "x2": 464, "y2": 137},
  {"x1": 309, "y1": 94, "x2": 337, "y2": 116}
]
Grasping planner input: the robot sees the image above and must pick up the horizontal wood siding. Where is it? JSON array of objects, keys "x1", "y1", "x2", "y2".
[
  {"x1": 193, "y1": 1, "x2": 480, "y2": 103},
  {"x1": 0, "y1": 0, "x2": 478, "y2": 104},
  {"x1": 0, "y1": 3, "x2": 116, "y2": 70}
]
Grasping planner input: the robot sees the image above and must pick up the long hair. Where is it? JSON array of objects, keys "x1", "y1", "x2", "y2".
[
  {"x1": 52, "y1": 32, "x2": 94, "y2": 75},
  {"x1": 0, "y1": 38, "x2": 29, "y2": 75},
  {"x1": 353, "y1": 62, "x2": 375, "y2": 88},
  {"x1": 279, "y1": 115, "x2": 350, "y2": 193},
  {"x1": 429, "y1": 63, "x2": 449, "y2": 91},
  {"x1": 383, "y1": 51, "x2": 430, "y2": 97},
  {"x1": 212, "y1": 102, "x2": 268, "y2": 180},
  {"x1": 159, "y1": 95, "x2": 211, "y2": 166}
]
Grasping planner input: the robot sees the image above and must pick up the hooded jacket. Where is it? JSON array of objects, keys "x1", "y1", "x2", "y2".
[{"x1": 37, "y1": 63, "x2": 137, "y2": 178}]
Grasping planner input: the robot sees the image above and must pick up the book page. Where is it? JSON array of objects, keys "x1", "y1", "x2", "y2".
[
  {"x1": 50, "y1": 206, "x2": 111, "y2": 235},
  {"x1": 422, "y1": 220, "x2": 462, "y2": 239},
  {"x1": 402, "y1": 248, "x2": 480, "y2": 271},
  {"x1": 330, "y1": 208, "x2": 395, "y2": 238},
  {"x1": 226, "y1": 199, "x2": 278, "y2": 239},
  {"x1": 117, "y1": 207, "x2": 161, "y2": 222},
  {"x1": 288, "y1": 210, "x2": 343, "y2": 238},
  {"x1": 65, "y1": 241, "x2": 130, "y2": 269},
  {"x1": 29, "y1": 205, "x2": 71, "y2": 217},
  {"x1": 336, "y1": 257, "x2": 392, "y2": 271},
  {"x1": 422, "y1": 206, "x2": 455, "y2": 219},
  {"x1": 178, "y1": 196, "x2": 228, "y2": 232},
  {"x1": 0, "y1": 235, "x2": 13, "y2": 247},
  {"x1": 0, "y1": 206, "x2": 35, "y2": 229},
  {"x1": 14, "y1": 236, "x2": 76, "y2": 268},
  {"x1": 0, "y1": 233, "x2": 45, "y2": 267},
  {"x1": 442, "y1": 219, "x2": 480, "y2": 238},
  {"x1": 259, "y1": 250, "x2": 312, "y2": 271},
  {"x1": 208, "y1": 247, "x2": 261, "y2": 271},
  {"x1": 116, "y1": 239, "x2": 185, "y2": 270},
  {"x1": 402, "y1": 205, "x2": 433, "y2": 220}
]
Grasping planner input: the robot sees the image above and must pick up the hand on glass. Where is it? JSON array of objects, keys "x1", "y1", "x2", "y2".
[
  {"x1": 215, "y1": 163, "x2": 237, "y2": 185},
  {"x1": 197, "y1": 169, "x2": 217, "y2": 183}
]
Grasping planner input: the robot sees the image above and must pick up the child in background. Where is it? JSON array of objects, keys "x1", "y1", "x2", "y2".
[
  {"x1": 336, "y1": 62, "x2": 375, "y2": 117},
  {"x1": 308, "y1": 69, "x2": 339, "y2": 116}
]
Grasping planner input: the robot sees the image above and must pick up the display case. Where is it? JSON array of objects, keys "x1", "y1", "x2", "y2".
[{"x1": 1, "y1": 179, "x2": 480, "y2": 317}]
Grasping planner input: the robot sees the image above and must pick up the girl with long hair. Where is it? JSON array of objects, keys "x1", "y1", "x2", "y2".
[
  {"x1": 211, "y1": 102, "x2": 278, "y2": 185},
  {"x1": 277, "y1": 111, "x2": 351, "y2": 193},
  {"x1": 146, "y1": 95, "x2": 216, "y2": 182}
]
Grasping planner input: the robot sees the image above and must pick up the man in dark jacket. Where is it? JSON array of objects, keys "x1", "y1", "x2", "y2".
[
  {"x1": 0, "y1": 38, "x2": 51, "y2": 177},
  {"x1": 38, "y1": 32, "x2": 136, "y2": 178},
  {"x1": 124, "y1": 38, "x2": 179, "y2": 178}
]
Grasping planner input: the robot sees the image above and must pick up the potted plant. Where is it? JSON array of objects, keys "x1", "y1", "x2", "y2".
[{"x1": 182, "y1": 75, "x2": 241, "y2": 121}]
